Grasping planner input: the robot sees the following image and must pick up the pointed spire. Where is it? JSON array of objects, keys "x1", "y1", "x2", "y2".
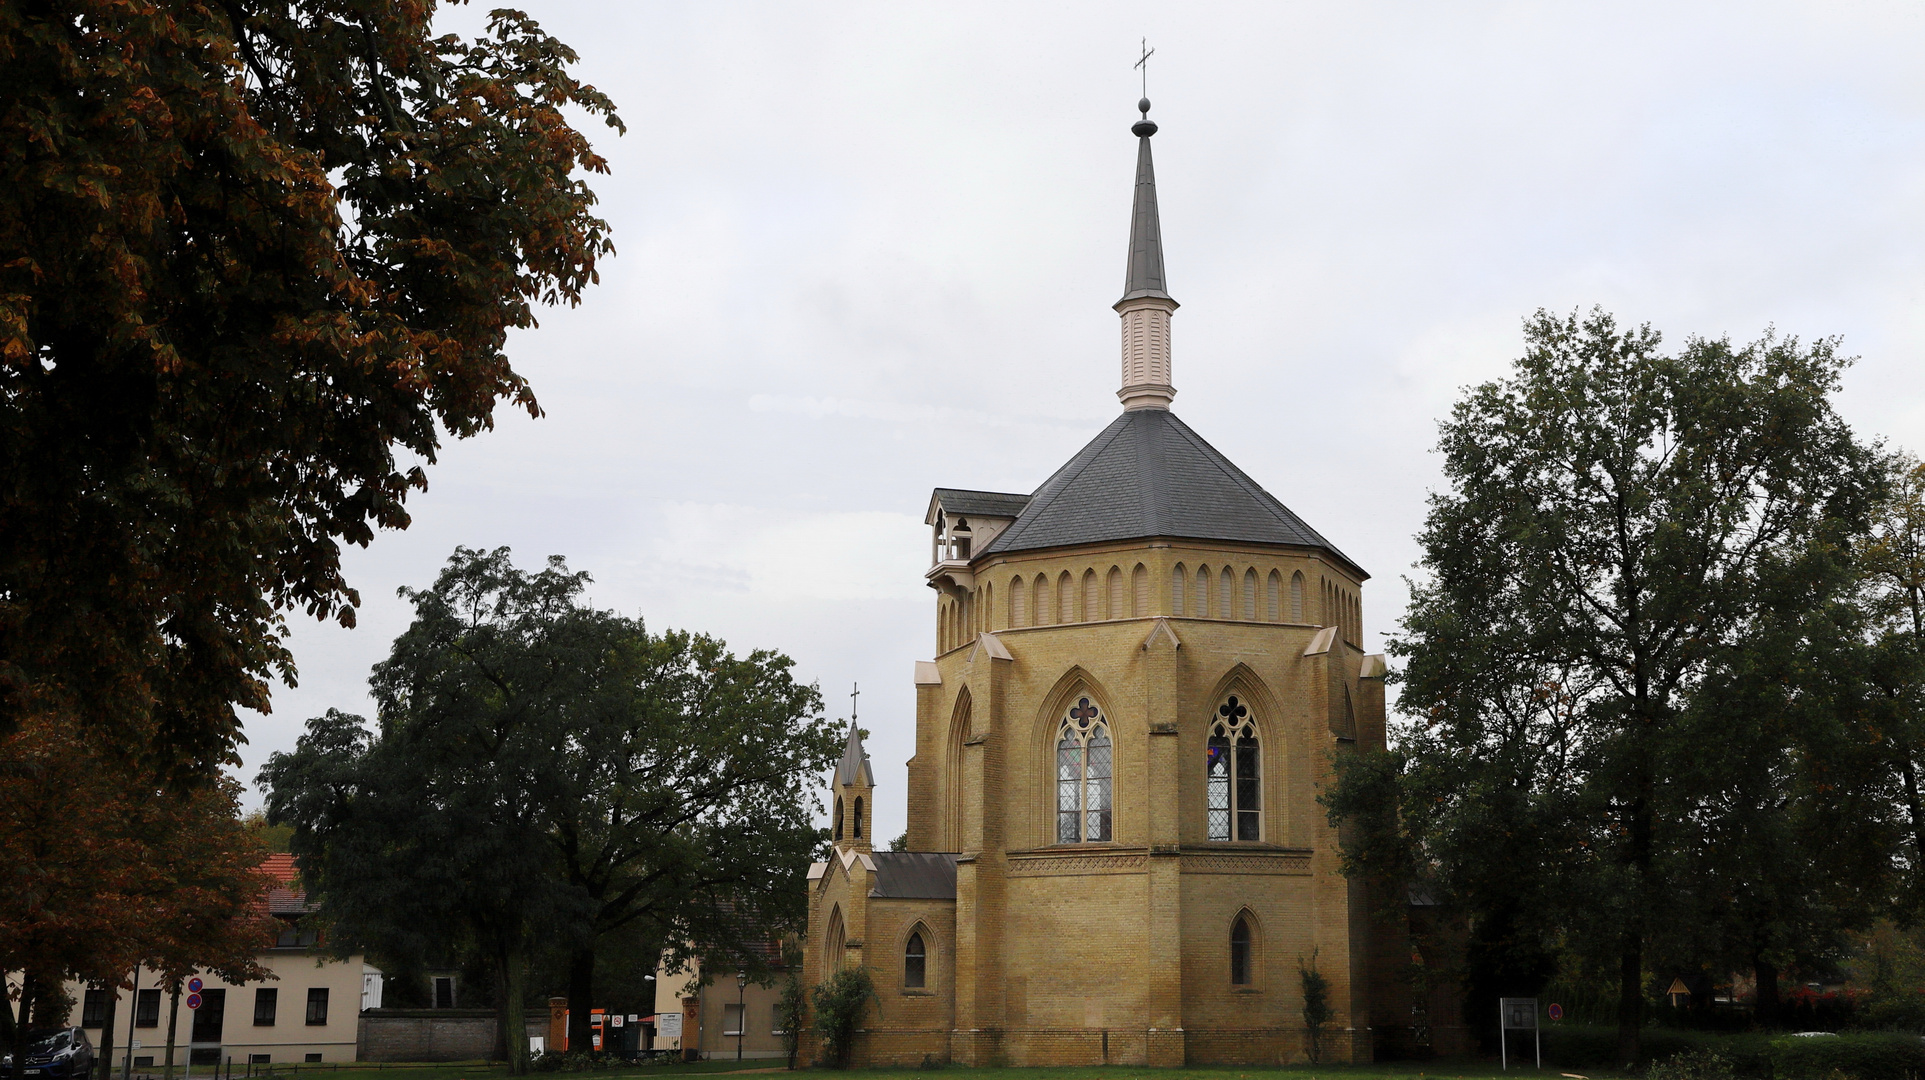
[
  {"x1": 1119, "y1": 99, "x2": 1173, "y2": 305},
  {"x1": 1115, "y1": 97, "x2": 1179, "y2": 411},
  {"x1": 835, "y1": 721, "x2": 873, "y2": 787}
]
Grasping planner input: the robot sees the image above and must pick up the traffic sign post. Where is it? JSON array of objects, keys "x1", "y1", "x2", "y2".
[{"x1": 1499, "y1": 997, "x2": 1540, "y2": 1070}]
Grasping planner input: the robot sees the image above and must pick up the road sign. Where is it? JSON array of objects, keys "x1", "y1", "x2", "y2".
[
  {"x1": 187, "y1": 978, "x2": 203, "y2": 994},
  {"x1": 186, "y1": 993, "x2": 203, "y2": 1010},
  {"x1": 1499, "y1": 998, "x2": 1540, "y2": 1070},
  {"x1": 610, "y1": 1015, "x2": 623, "y2": 1028},
  {"x1": 1548, "y1": 1003, "x2": 1564, "y2": 1021}
]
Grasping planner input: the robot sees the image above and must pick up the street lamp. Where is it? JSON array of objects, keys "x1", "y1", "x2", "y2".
[{"x1": 735, "y1": 972, "x2": 747, "y2": 1061}]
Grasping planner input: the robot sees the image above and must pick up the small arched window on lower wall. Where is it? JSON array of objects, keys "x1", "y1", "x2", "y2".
[
  {"x1": 1231, "y1": 912, "x2": 1256, "y2": 986},
  {"x1": 904, "y1": 928, "x2": 928, "y2": 989}
]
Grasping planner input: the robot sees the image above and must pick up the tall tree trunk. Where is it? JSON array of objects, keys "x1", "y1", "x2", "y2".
[
  {"x1": 566, "y1": 947, "x2": 595, "y2": 1056},
  {"x1": 497, "y1": 943, "x2": 531, "y2": 1075},
  {"x1": 1754, "y1": 955, "x2": 1780, "y2": 1029},
  {"x1": 15, "y1": 972, "x2": 39, "y2": 1080},
  {"x1": 0, "y1": 985, "x2": 14, "y2": 1053},
  {"x1": 1617, "y1": 936, "x2": 1642, "y2": 1069},
  {"x1": 95, "y1": 980, "x2": 119, "y2": 1080},
  {"x1": 1899, "y1": 747, "x2": 1925, "y2": 900},
  {"x1": 162, "y1": 983, "x2": 180, "y2": 1080}
]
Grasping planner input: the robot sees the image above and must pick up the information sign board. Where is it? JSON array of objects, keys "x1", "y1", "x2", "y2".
[
  {"x1": 656, "y1": 1013, "x2": 683, "y2": 1039},
  {"x1": 1498, "y1": 997, "x2": 1539, "y2": 1069}
]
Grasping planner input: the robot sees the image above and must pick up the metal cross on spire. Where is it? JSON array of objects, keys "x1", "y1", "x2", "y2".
[
  {"x1": 1135, "y1": 38, "x2": 1155, "y2": 101},
  {"x1": 849, "y1": 681, "x2": 859, "y2": 722}
]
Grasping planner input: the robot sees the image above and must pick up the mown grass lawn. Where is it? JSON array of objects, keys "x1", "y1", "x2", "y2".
[{"x1": 231, "y1": 1062, "x2": 1624, "y2": 1080}]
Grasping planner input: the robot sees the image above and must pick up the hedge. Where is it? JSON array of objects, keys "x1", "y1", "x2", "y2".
[
  {"x1": 1541, "y1": 1025, "x2": 1775, "y2": 1075},
  {"x1": 1768, "y1": 1032, "x2": 1925, "y2": 1080}
]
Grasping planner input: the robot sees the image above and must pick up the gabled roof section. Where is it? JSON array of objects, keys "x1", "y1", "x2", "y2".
[
  {"x1": 976, "y1": 408, "x2": 1364, "y2": 577},
  {"x1": 927, "y1": 488, "x2": 1031, "y2": 525},
  {"x1": 834, "y1": 722, "x2": 873, "y2": 787},
  {"x1": 869, "y1": 852, "x2": 959, "y2": 900}
]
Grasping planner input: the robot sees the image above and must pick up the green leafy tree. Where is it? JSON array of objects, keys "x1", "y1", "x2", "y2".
[
  {"x1": 811, "y1": 967, "x2": 876, "y2": 1069},
  {"x1": 1331, "y1": 308, "x2": 1885, "y2": 1066},
  {"x1": 1860, "y1": 457, "x2": 1925, "y2": 913},
  {"x1": 0, "y1": 0, "x2": 619, "y2": 779},
  {"x1": 262, "y1": 547, "x2": 838, "y2": 1071}
]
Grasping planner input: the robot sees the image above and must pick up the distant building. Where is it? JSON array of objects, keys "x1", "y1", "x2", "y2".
[
  {"x1": 67, "y1": 855, "x2": 375, "y2": 1069},
  {"x1": 651, "y1": 945, "x2": 791, "y2": 1061}
]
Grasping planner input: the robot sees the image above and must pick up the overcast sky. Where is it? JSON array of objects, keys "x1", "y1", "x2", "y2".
[{"x1": 238, "y1": 2, "x2": 1925, "y2": 844}]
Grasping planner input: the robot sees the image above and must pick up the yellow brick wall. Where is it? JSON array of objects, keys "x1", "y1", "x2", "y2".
[{"x1": 805, "y1": 535, "x2": 1434, "y2": 1067}]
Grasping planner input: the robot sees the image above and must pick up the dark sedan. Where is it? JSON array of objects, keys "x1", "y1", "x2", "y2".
[{"x1": 0, "y1": 1029, "x2": 96, "y2": 1080}]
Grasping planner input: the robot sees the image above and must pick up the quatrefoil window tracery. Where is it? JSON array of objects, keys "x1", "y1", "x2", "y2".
[{"x1": 1207, "y1": 695, "x2": 1261, "y2": 841}]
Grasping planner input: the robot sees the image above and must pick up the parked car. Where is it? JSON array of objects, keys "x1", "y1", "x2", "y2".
[{"x1": 0, "y1": 1029, "x2": 96, "y2": 1079}]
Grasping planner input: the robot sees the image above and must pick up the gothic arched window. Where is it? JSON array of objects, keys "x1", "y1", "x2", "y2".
[
  {"x1": 1231, "y1": 913, "x2": 1255, "y2": 985},
  {"x1": 833, "y1": 797, "x2": 844, "y2": 840},
  {"x1": 1056, "y1": 698, "x2": 1113, "y2": 843},
  {"x1": 1290, "y1": 571, "x2": 1305, "y2": 622},
  {"x1": 852, "y1": 796, "x2": 863, "y2": 839},
  {"x1": 1207, "y1": 695, "x2": 1261, "y2": 841},
  {"x1": 904, "y1": 930, "x2": 927, "y2": 989}
]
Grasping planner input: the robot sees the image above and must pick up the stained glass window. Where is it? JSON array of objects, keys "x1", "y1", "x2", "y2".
[
  {"x1": 1207, "y1": 696, "x2": 1259, "y2": 841},
  {"x1": 1056, "y1": 698, "x2": 1113, "y2": 843}
]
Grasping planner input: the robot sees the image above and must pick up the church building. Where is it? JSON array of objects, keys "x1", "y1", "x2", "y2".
[{"x1": 802, "y1": 98, "x2": 1452, "y2": 1067}]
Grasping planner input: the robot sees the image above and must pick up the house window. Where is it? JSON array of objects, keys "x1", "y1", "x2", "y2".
[
  {"x1": 248, "y1": 1055, "x2": 272, "y2": 1065},
  {"x1": 135, "y1": 989, "x2": 161, "y2": 1028},
  {"x1": 1207, "y1": 696, "x2": 1260, "y2": 841},
  {"x1": 1231, "y1": 914, "x2": 1255, "y2": 985},
  {"x1": 722, "y1": 1003, "x2": 744, "y2": 1036},
  {"x1": 305, "y1": 987, "x2": 329, "y2": 1026},
  {"x1": 254, "y1": 988, "x2": 278, "y2": 1026},
  {"x1": 1056, "y1": 698, "x2": 1113, "y2": 843},
  {"x1": 133, "y1": 1058, "x2": 154, "y2": 1069},
  {"x1": 305, "y1": 1055, "x2": 323, "y2": 1064},
  {"x1": 904, "y1": 931, "x2": 927, "y2": 989},
  {"x1": 82, "y1": 987, "x2": 107, "y2": 1028}
]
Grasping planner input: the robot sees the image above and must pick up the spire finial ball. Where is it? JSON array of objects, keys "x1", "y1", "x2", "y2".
[{"x1": 1138, "y1": 96, "x2": 1151, "y2": 116}]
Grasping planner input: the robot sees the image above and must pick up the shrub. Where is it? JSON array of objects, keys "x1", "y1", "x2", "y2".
[
  {"x1": 1649, "y1": 1049, "x2": 1737, "y2": 1080},
  {"x1": 1544, "y1": 1025, "x2": 1773, "y2": 1077},
  {"x1": 529, "y1": 1051, "x2": 624, "y2": 1073},
  {"x1": 1769, "y1": 1032, "x2": 1925, "y2": 1080},
  {"x1": 811, "y1": 966, "x2": 877, "y2": 1069},
  {"x1": 1300, "y1": 948, "x2": 1332, "y2": 1064}
]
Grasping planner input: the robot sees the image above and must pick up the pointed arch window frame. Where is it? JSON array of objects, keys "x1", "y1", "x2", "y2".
[
  {"x1": 1056, "y1": 697, "x2": 1114, "y2": 844},
  {"x1": 1207, "y1": 694, "x2": 1262, "y2": 842}
]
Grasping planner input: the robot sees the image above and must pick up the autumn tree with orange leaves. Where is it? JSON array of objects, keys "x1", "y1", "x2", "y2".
[
  {"x1": 0, "y1": 0, "x2": 618, "y2": 1059},
  {"x1": 0, "y1": 0, "x2": 621, "y2": 778},
  {"x1": 0, "y1": 714, "x2": 272, "y2": 1070}
]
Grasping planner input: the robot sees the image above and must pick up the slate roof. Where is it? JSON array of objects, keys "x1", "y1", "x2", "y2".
[
  {"x1": 976, "y1": 407, "x2": 1364, "y2": 578},
  {"x1": 869, "y1": 852, "x2": 959, "y2": 900},
  {"x1": 1118, "y1": 121, "x2": 1172, "y2": 306},
  {"x1": 930, "y1": 488, "x2": 1031, "y2": 522},
  {"x1": 833, "y1": 722, "x2": 873, "y2": 787}
]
